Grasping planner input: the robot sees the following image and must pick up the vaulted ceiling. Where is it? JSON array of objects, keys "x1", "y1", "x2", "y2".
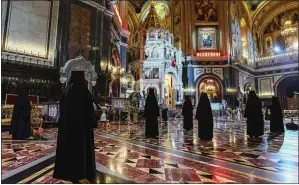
[{"x1": 127, "y1": 0, "x2": 170, "y2": 32}]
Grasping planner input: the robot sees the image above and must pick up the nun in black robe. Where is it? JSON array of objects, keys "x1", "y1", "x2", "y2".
[
  {"x1": 9, "y1": 84, "x2": 32, "y2": 140},
  {"x1": 182, "y1": 95, "x2": 193, "y2": 131},
  {"x1": 144, "y1": 88, "x2": 159, "y2": 138},
  {"x1": 53, "y1": 71, "x2": 97, "y2": 181},
  {"x1": 270, "y1": 96, "x2": 285, "y2": 133},
  {"x1": 195, "y1": 93, "x2": 213, "y2": 140},
  {"x1": 244, "y1": 91, "x2": 264, "y2": 137}
]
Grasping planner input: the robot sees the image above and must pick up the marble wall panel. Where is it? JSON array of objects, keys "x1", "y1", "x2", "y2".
[
  {"x1": 68, "y1": 4, "x2": 91, "y2": 60},
  {"x1": 259, "y1": 78, "x2": 272, "y2": 95},
  {"x1": 48, "y1": 1, "x2": 59, "y2": 63},
  {"x1": 5, "y1": 1, "x2": 51, "y2": 58},
  {"x1": 1, "y1": 0, "x2": 7, "y2": 38}
]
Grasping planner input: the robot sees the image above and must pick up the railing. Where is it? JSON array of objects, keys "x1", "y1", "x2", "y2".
[
  {"x1": 1, "y1": 51, "x2": 53, "y2": 67},
  {"x1": 256, "y1": 52, "x2": 298, "y2": 68}
]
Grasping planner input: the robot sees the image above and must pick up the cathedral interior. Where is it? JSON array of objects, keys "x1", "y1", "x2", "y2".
[{"x1": 1, "y1": 0, "x2": 299, "y2": 184}]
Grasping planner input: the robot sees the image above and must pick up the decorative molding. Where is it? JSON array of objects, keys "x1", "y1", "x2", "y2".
[
  {"x1": 205, "y1": 68, "x2": 211, "y2": 73},
  {"x1": 194, "y1": 68, "x2": 204, "y2": 81},
  {"x1": 273, "y1": 75, "x2": 284, "y2": 84},
  {"x1": 212, "y1": 68, "x2": 224, "y2": 80}
]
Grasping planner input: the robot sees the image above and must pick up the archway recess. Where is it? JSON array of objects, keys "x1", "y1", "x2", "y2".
[
  {"x1": 164, "y1": 73, "x2": 177, "y2": 109},
  {"x1": 195, "y1": 75, "x2": 223, "y2": 104},
  {"x1": 275, "y1": 75, "x2": 299, "y2": 110}
]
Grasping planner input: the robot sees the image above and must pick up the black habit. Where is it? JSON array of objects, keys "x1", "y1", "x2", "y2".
[
  {"x1": 270, "y1": 96, "x2": 285, "y2": 133},
  {"x1": 9, "y1": 85, "x2": 32, "y2": 140},
  {"x1": 53, "y1": 71, "x2": 97, "y2": 181},
  {"x1": 144, "y1": 88, "x2": 159, "y2": 138},
  {"x1": 195, "y1": 93, "x2": 213, "y2": 140},
  {"x1": 244, "y1": 91, "x2": 264, "y2": 137},
  {"x1": 182, "y1": 95, "x2": 193, "y2": 131}
]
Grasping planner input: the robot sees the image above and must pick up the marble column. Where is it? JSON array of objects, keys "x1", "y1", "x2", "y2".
[
  {"x1": 120, "y1": 30, "x2": 130, "y2": 71},
  {"x1": 218, "y1": 1, "x2": 229, "y2": 57},
  {"x1": 55, "y1": 0, "x2": 71, "y2": 71},
  {"x1": 187, "y1": 62, "x2": 193, "y2": 89}
]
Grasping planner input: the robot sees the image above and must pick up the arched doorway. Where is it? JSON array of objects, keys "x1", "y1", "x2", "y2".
[
  {"x1": 111, "y1": 48, "x2": 120, "y2": 97},
  {"x1": 276, "y1": 75, "x2": 299, "y2": 110},
  {"x1": 164, "y1": 73, "x2": 177, "y2": 109},
  {"x1": 196, "y1": 76, "x2": 223, "y2": 104}
]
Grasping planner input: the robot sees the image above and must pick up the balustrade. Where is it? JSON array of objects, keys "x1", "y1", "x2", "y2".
[
  {"x1": 1, "y1": 51, "x2": 53, "y2": 68},
  {"x1": 256, "y1": 52, "x2": 298, "y2": 67}
]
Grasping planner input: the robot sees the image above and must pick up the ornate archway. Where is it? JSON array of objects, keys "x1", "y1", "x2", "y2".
[
  {"x1": 195, "y1": 74, "x2": 224, "y2": 104},
  {"x1": 275, "y1": 74, "x2": 299, "y2": 109}
]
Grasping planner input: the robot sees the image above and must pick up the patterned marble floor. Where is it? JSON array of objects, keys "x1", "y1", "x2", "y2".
[{"x1": 1, "y1": 118, "x2": 298, "y2": 183}]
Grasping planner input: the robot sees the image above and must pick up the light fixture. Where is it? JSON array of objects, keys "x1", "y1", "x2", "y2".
[
  {"x1": 293, "y1": 42, "x2": 298, "y2": 49},
  {"x1": 273, "y1": 46, "x2": 280, "y2": 52}
]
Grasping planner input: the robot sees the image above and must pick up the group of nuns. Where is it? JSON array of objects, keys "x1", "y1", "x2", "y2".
[
  {"x1": 10, "y1": 72, "x2": 287, "y2": 181},
  {"x1": 144, "y1": 89, "x2": 286, "y2": 141},
  {"x1": 144, "y1": 90, "x2": 214, "y2": 140}
]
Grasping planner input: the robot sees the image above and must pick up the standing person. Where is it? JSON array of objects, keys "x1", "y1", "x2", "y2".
[
  {"x1": 270, "y1": 96, "x2": 285, "y2": 133},
  {"x1": 9, "y1": 84, "x2": 32, "y2": 140},
  {"x1": 182, "y1": 95, "x2": 193, "y2": 132},
  {"x1": 144, "y1": 88, "x2": 159, "y2": 138},
  {"x1": 195, "y1": 93, "x2": 213, "y2": 140},
  {"x1": 161, "y1": 99, "x2": 168, "y2": 122},
  {"x1": 244, "y1": 91, "x2": 264, "y2": 137},
  {"x1": 54, "y1": 71, "x2": 97, "y2": 181}
]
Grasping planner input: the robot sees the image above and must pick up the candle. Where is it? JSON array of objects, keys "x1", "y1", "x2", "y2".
[
  {"x1": 24, "y1": 49, "x2": 25, "y2": 53},
  {"x1": 38, "y1": 52, "x2": 39, "y2": 56},
  {"x1": 31, "y1": 50, "x2": 32, "y2": 54},
  {"x1": 16, "y1": 47, "x2": 18, "y2": 53}
]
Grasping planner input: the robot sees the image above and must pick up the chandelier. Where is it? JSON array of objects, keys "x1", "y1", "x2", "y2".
[{"x1": 281, "y1": 20, "x2": 297, "y2": 37}]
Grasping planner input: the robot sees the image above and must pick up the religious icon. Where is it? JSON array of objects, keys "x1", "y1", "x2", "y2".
[
  {"x1": 198, "y1": 27, "x2": 217, "y2": 50},
  {"x1": 203, "y1": 35, "x2": 213, "y2": 48}
]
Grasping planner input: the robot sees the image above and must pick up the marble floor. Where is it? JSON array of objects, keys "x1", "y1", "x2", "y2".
[{"x1": 1, "y1": 118, "x2": 298, "y2": 184}]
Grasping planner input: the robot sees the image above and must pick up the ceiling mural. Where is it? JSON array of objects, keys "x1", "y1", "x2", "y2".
[
  {"x1": 264, "y1": 9, "x2": 298, "y2": 35},
  {"x1": 129, "y1": 0, "x2": 148, "y2": 13},
  {"x1": 246, "y1": 0, "x2": 263, "y2": 11},
  {"x1": 195, "y1": 0, "x2": 218, "y2": 23},
  {"x1": 140, "y1": 1, "x2": 170, "y2": 23}
]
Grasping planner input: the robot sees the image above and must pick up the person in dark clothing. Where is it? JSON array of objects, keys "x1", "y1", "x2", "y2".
[
  {"x1": 53, "y1": 71, "x2": 97, "y2": 181},
  {"x1": 9, "y1": 84, "x2": 32, "y2": 140},
  {"x1": 286, "y1": 118, "x2": 298, "y2": 130},
  {"x1": 244, "y1": 91, "x2": 264, "y2": 137},
  {"x1": 270, "y1": 96, "x2": 285, "y2": 133},
  {"x1": 195, "y1": 93, "x2": 213, "y2": 140},
  {"x1": 182, "y1": 95, "x2": 193, "y2": 132},
  {"x1": 144, "y1": 88, "x2": 159, "y2": 138}
]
